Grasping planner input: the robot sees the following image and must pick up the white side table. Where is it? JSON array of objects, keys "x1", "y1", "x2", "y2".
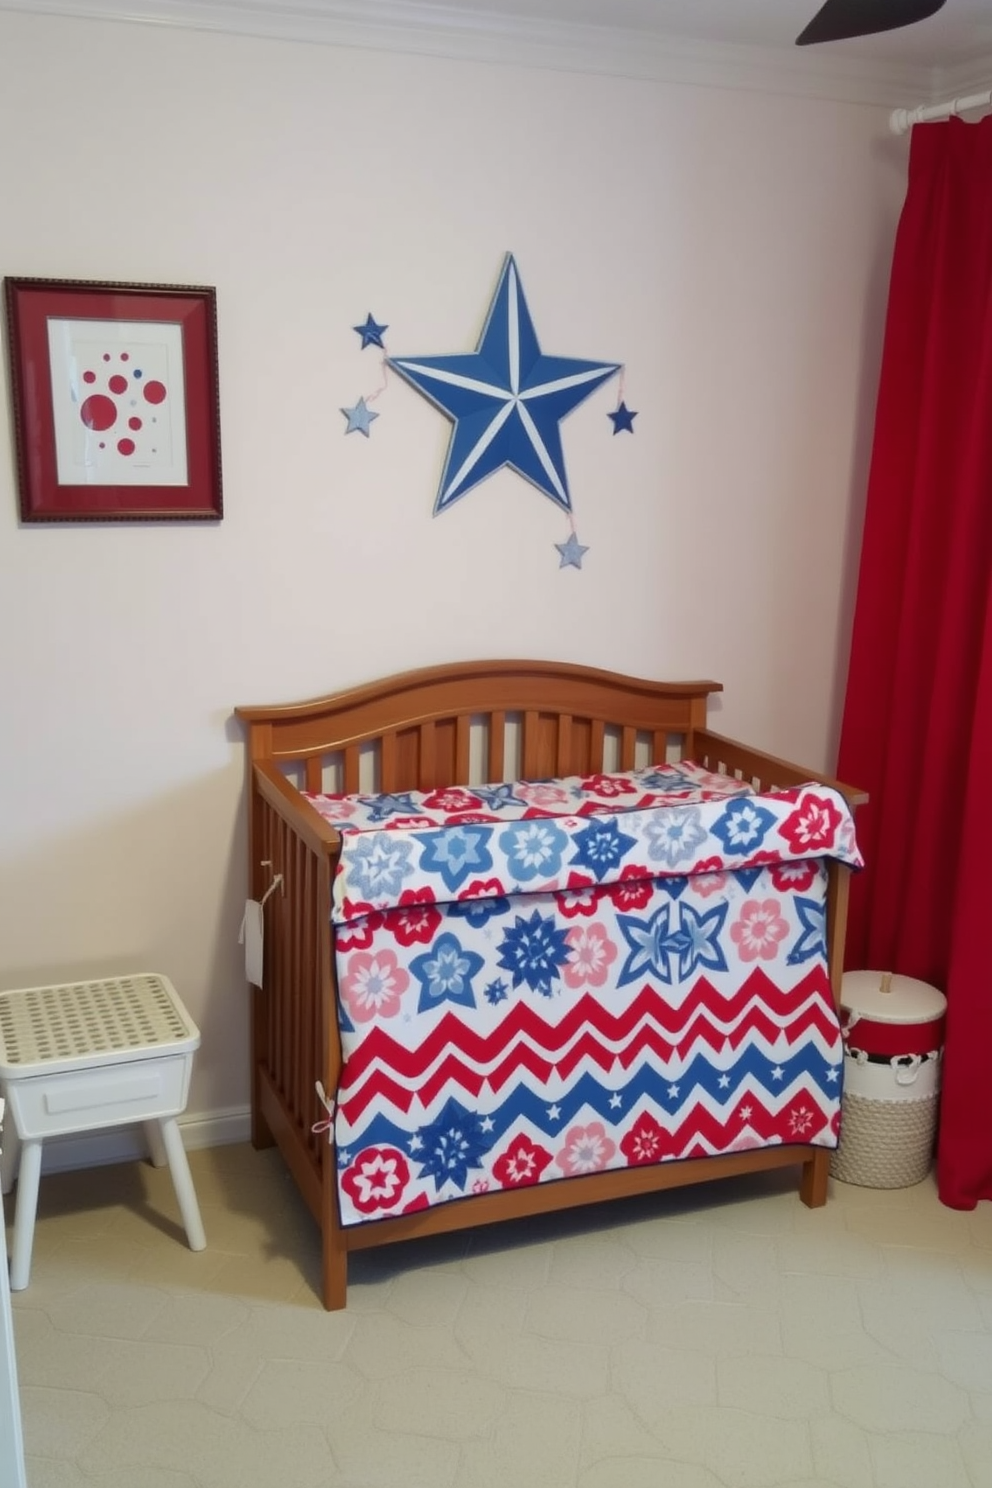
[
  {"x1": 0, "y1": 973, "x2": 206, "y2": 1291},
  {"x1": 0, "y1": 1098, "x2": 28, "y2": 1488}
]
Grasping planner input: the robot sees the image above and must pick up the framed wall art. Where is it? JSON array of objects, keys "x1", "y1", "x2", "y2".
[{"x1": 3, "y1": 278, "x2": 222, "y2": 522}]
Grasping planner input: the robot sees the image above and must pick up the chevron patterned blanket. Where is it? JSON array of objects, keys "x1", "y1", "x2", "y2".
[{"x1": 304, "y1": 766, "x2": 862, "y2": 1226}]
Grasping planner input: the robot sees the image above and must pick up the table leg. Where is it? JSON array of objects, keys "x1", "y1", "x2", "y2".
[
  {"x1": 157, "y1": 1118, "x2": 206, "y2": 1251},
  {"x1": 9, "y1": 1139, "x2": 43, "y2": 1292}
]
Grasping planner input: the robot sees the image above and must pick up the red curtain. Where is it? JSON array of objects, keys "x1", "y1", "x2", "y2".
[{"x1": 837, "y1": 116, "x2": 992, "y2": 1210}]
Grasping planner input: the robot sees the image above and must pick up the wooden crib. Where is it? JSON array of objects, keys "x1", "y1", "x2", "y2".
[{"x1": 236, "y1": 658, "x2": 866, "y2": 1309}]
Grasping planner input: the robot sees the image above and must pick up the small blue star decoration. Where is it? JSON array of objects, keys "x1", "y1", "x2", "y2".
[
  {"x1": 353, "y1": 313, "x2": 388, "y2": 350},
  {"x1": 608, "y1": 401, "x2": 638, "y2": 434},
  {"x1": 341, "y1": 397, "x2": 379, "y2": 437},
  {"x1": 555, "y1": 532, "x2": 590, "y2": 569}
]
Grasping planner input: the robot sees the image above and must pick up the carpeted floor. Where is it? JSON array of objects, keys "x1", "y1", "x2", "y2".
[{"x1": 5, "y1": 1141, "x2": 992, "y2": 1487}]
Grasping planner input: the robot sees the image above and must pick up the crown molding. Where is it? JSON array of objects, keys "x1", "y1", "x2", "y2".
[
  {"x1": 0, "y1": 0, "x2": 946, "y2": 107},
  {"x1": 932, "y1": 52, "x2": 992, "y2": 101}
]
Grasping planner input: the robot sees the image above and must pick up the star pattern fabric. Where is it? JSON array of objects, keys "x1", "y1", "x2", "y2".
[
  {"x1": 341, "y1": 397, "x2": 379, "y2": 437},
  {"x1": 388, "y1": 254, "x2": 620, "y2": 514},
  {"x1": 353, "y1": 314, "x2": 388, "y2": 350}
]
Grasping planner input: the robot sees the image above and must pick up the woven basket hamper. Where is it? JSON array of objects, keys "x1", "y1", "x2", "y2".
[{"x1": 830, "y1": 971, "x2": 946, "y2": 1189}]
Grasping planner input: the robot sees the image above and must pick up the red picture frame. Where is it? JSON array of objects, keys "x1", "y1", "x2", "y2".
[{"x1": 3, "y1": 278, "x2": 222, "y2": 522}]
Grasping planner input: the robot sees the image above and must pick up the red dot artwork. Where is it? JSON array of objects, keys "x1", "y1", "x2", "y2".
[
  {"x1": 128, "y1": 416, "x2": 143, "y2": 431},
  {"x1": 120, "y1": 352, "x2": 130, "y2": 362},
  {"x1": 117, "y1": 438, "x2": 136, "y2": 457},
  {"x1": 83, "y1": 370, "x2": 96, "y2": 384},
  {"x1": 79, "y1": 394, "x2": 117, "y2": 431},
  {"x1": 108, "y1": 374, "x2": 128, "y2": 395},
  {"x1": 143, "y1": 380, "x2": 167, "y2": 406}
]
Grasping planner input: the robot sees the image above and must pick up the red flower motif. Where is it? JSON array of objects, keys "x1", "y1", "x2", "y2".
[
  {"x1": 555, "y1": 1122, "x2": 616, "y2": 1176},
  {"x1": 768, "y1": 860, "x2": 818, "y2": 893},
  {"x1": 730, "y1": 899, "x2": 789, "y2": 962},
  {"x1": 341, "y1": 1146, "x2": 411, "y2": 1215},
  {"x1": 779, "y1": 793, "x2": 844, "y2": 855},
  {"x1": 687, "y1": 855, "x2": 728, "y2": 899},
  {"x1": 493, "y1": 1133, "x2": 554, "y2": 1188},
  {"x1": 620, "y1": 1113, "x2": 671, "y2": 1167},
  {"x1": 557, "y1": 871, "x2": 601, "y2": 918},
  {"x1": 340, "y1": 949, "x2": 409, "y2": 1023},
  {"x1": 422, "y1": 787, "x2": 484, "y2": 814},
  {"x1": 607, "y1": 864, "x2": 654, "y2": 911},
  {"x1": 336, "y1": 902, "x2": 383, "y2": 951},
  {"x1": 564, "y1": 922, "x2": 618, "y2": 990},
  {"x1": 388, "y1": 887, "x2": 442, "y2": 947},
  {"x1": 578, "y1": 772, "x2": 637, "y2": 798}
]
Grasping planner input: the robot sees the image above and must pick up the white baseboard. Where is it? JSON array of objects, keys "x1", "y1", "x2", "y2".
[{"x1": 1, "y1": 1106, "x2": 251, "y2": 1192}]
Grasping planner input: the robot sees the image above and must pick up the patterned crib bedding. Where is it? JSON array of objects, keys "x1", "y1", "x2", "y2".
[{"x1": 305, "y1": 766, "x2": 863, "y2": 1227}]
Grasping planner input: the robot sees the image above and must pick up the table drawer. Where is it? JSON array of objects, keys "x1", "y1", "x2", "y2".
[{"x1": 2, "y1": 1053, "x2": 193, "y2": 1138}]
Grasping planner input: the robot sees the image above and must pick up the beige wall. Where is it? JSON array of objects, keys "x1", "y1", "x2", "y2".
[{"x1": 0, "y1": 7, "x2": 907, "y2": 1126}]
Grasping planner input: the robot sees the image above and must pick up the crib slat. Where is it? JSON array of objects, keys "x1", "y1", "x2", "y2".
[
  {"x1": 343, "y1": 745, "x2": 360, "y2": 794},
  {"x1": 489, "y1": 711, "x2": 505, "y2": 781},
  {"x1": 590, "y1": 718, "x2": 605, "y2": 771},
  {"x1": 521, "y1": 710, "x2": 539, "y2": 778},
  {"x1": 419, "y1": 722, "x2": 436, "y2": 790},
  {"x1": 455, "y1": 715, "x2": 471, "y2": 785},
  {"x1": 652, "y1": 729, "x2": 668, "y2": 766},
  {"x1": 380, "y1": 732, "x2": 397, "y2": 793},
  {"x1": 305, "y1": 757, "x2": 322, "y2": 792},
  {"x1": 620, "y1": 726, "x2": 637, "y2": 771},
  {"x1": 556, "y1": 715, "x2": 573, "y2": 777}
]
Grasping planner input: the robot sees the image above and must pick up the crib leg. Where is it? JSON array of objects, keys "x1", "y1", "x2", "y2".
[
  {"x1": 321, "y1": 1148, "x2": 348, "y2": 1310},
  {"x1": 799, "y1": 1148, "x2": 830, "y2": 1208},
  {"x1": 322, "y1": 1234, "x2": 348, "y2": 1311}
]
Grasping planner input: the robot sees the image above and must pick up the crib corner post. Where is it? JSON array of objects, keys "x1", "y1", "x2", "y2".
[
  {"x1": 799, "y1": 1148, "x2": 830, "y2": 1208},
  {"x1": 321, "y1": 1147, "x2": 348, "y2": 1310}
]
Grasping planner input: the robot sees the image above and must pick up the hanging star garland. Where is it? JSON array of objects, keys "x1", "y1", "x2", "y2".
[
  {"x1": 337, "y1": 255, "x2": 638, "y2": 566},
  {"x1": 353, "y1": 313, "x2": 389, "y2": 350},
  {"x1": 340, "y1": 397, "x2": 379, "y2": 436},
  {"x1": 387, "y1": 254, "x2": 619, "y2": 516},
  {"x1": 608, "y1": 400, "x2": 638, "y2": 434},
  {"x1": 555, "y1": 532, "x2": 590, "y2": 569}
]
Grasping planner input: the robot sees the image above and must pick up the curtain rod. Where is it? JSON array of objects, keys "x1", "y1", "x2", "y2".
[{"x1": 890, "y1": 88, "x2": 992, "y2": 134}]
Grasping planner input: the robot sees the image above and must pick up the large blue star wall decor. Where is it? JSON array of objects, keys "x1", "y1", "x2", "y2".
[
  {"x1": 388, "y1": 255, "x2": 620, "y2": 521},
  {"x1": 338, "y1": 255, "x2": 637, "y2": 568}
]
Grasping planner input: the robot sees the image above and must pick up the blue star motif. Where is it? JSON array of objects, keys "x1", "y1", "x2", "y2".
[
  {"x1": 471, "y1": 782, "x2": 526, "y2": 811},
  {"x1": 661, "y1": 901, "x2": 729, "y2": 981},
  {"x1": 787, "y1": 896, "x2": 827, "y2": 965},
  {"x1": 388, "y1": 254, "x2": 620, "y2": 513},
  {"x1": 413, "y1": 824, "x2": 494, "y2": 893},
  {"x1": 617, "y1": 904, "x2": 674, "y2": 988},
  {"x1": 341, "y1": 397, "x2": 379, "y2": 436},
  {"x1": 361, "y1": 791, "x2": 422, "y2": 823},
  {"x1": 496, "y1": 909, "x2": 571, "y2": 997},
  {"x1": 556, "y1": 533, "x2": 590, "y2": 569},
  {"x1": 409, "y1": 932, "x2": 485, "y2": 1014},
  {"x1": 608, "y1": 401, "x2": 637, "y2": 434},
  {"x1": 414, "y1": 1098, "x2": 492, "y2": 1192},
  {"x1": 353, "y1": 313, "x2": 388, "y2": 349},
  {"x1": 569, "y1": 816, "x2": 638, "y2": 882}
]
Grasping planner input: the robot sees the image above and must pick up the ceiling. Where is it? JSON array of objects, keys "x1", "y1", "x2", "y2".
[
  {"x1": 4, "y1": 0, "x2": 992, "y2": 102},
  {"x1": 410, "y1": 0, "x2": 992, "y2": 69}
]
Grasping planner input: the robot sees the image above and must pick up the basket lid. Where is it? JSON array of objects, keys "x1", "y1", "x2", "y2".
[{"x1": 841, "y1": 970, "x2": 946, "y2": 1024}]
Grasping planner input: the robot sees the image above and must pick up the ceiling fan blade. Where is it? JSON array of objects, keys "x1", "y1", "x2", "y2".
[{"x1": 797, "y1": 0, "x2": 947, "y2": 45}]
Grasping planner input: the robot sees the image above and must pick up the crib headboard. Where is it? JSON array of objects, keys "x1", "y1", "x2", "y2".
[{"x1": 235, "y1": 658, "x2": 723, "y2": 796}]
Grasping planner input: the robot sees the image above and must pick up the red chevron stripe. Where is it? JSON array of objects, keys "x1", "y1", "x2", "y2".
[
  {"x1": 339, "y1": 990, "x2": 840, "y2": 1102},
  {"x1": 339, "y1": 967, "x2": 836, "y2": 1086}
]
